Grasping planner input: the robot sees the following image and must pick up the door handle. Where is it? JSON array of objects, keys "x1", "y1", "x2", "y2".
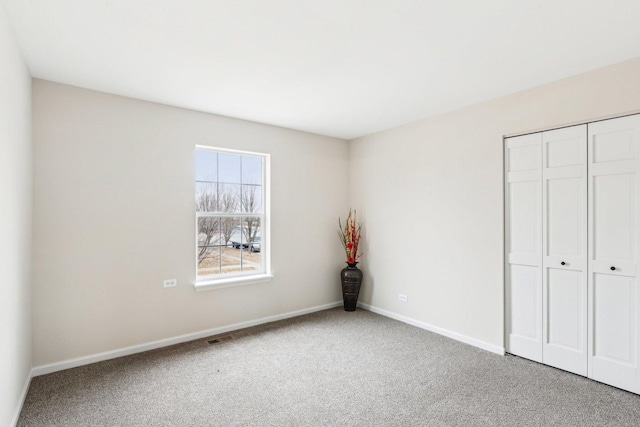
[
  {"x1": 611, "y1": 266, "x2": 616, "y2": 271},
  {"x1": 561, "y1": 261, "x2": 566, "y2": 266}
]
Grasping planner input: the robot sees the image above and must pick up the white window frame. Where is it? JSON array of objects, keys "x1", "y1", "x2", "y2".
[{"x1": 194, "y1": 145, "x2": 272, "y2": 291}]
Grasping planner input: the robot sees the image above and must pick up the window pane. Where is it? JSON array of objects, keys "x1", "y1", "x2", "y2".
[
  {"x1": 195, "y1": 150, "x2": 217, "y2": 183},
  {"x1": 228, "y1": 220, "x2": 244, "y2": 248},
  {"x1": 242, "y1": 217, "x2": 262, "y2": 272},
  {"x1": 241, "y1": 185, "x2": 262, "y2": 213},
  {"x1": 218, "y1": 153, "x2": 241, "y2": 184},
  {"x1": 198, "y1": 247, "x2": 222, "y2": 277},
  {"x1": 219, "y1": 184, "x2": 241, "y2": 213},
  {"x1": 197, "y1": 217, "x2": 221, "y2": 277},
  {"x1": 224, "y1": 219, "x2": 243, "y2": 274},
  {"x1": 242, "y1": 217, "x2": 261, "y2": 246},
  {"x1": 221, "y1": 217, "x2": 263, "y2": 274},
  {"x1": 220, "y1": 217, "x2": 237, "y2": 247},
  {"x1": 196, "y1": 183, "x2": 217, "y2": 212},
  {"x1": 242, "y1": 155, "x2": 262, "y2": 185}
]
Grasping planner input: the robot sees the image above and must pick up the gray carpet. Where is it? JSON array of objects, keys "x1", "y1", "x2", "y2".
[{"x1": 18, "y1": 308, "x2": 640, "y2": 426}]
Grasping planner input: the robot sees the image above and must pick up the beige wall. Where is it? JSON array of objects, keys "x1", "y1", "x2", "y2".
[
  {"x1": 26, "y1": 46, "x2": 640, "y2": 370},
  {"x1": 349, "y1": 57, "x2": 640, "y2": 349},
  {"x1": 0, "y1": 4, "x2": 32, "y2": 426},
  {"x1": 32, "y1": 80, "x2": 348, "y2": 367}
]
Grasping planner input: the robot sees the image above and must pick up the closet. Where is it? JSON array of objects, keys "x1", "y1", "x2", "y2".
[{"x1": 505, "y1": 113, "x2": 640, "y2": 394}]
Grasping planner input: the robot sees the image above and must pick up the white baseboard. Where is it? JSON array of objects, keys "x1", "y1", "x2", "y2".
[
  {"x1": 358, "y1": 302, "x2": 505, "y2": 355},
  {"x1": 11, "y1": 369, "x2": 33, "y2": 427},
  {"x1": 32, "y1": 301, "x2": 343, "y2": 377}
]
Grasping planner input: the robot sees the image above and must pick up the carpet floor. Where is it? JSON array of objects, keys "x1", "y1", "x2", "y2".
[{"x1": 17, "y1": 308, "x2": 640, "y2": 426}]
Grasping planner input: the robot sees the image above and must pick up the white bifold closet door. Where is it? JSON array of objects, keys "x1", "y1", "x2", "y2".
[
  {"x1": 542, "y1": 125, "x2": 588, "y2": 376},
  {"x1": 588, "y1": 114, "x2": 640, "y2": 394},
  {"x1": 505, "y1": 133, "x2": 543, "y2": 363},
  {"x1": 506, "y1": 125, "x2": 587, "y2": 375},
  {"x1": 506, "y1": 114, "x2": 640, "y2": 394}
]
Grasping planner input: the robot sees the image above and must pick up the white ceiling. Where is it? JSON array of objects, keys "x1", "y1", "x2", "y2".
[{"x1": 4, "y1": 1, "x2": 640, "y2": 140}]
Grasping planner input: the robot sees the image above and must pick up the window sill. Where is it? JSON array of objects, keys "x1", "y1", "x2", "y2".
[{"x1": 194, "y1": 273, "x2": 274, "y2": 292}]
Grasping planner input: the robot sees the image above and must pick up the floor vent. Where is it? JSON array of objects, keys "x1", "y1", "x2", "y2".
[{"x1": 207, "y1": 335, "x2": 234, "y2": 345}]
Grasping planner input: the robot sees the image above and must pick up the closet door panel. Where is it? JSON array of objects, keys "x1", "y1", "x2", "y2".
[
  {"x1": 547, "y1": 177, "x2": 581, "y2": 256},
  {"x1": 594, "y1": 274, "x2": 635, "y2": 362},
  {"x1": 509, "y1": 181, "x2": 540, "y2": 255},
  {"x1": 592, "y1": 273, "x2": 636, "y2": 389},
  {"x1": 548, "y1": 268, "x2": 583, "y2": 350},
  {"x1": 588, "y1": 114, "x2": 640, "y2": 394},
  {"x1": 542, "y1": 125, "x2": 588, "y2": 376},
  {"x1": 506, "y1": 133, "x2": 542, "y2": 362},
  {"x1": 510, "y1": 265, "x2": 540, "y2": 339},
  {"x1": 592, "y1": 129, "x2": 635, "y2": 163},
  {"x1": 593, "y1": 173, "x2": 635, "y2": 261}
]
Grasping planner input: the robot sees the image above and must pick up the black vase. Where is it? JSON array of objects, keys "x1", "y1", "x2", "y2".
[{"x1": 340, "y1": 262, "x2": 363, "y2": 312}]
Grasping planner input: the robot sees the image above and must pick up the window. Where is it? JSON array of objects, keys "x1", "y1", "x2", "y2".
[{"x1": 195, "y1": 146, "x2": 270, "y2": 289}]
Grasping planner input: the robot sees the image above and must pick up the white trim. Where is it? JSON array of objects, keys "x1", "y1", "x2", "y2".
[
  {"x1": 197, "y1": 212, "x2": 265, "y2": 218},
  {"x1": 263, "y1": 153, "x2": 271, "y2": 279},
  {"x1": 32, "y1": 301, "x2": 342, "y2": 377},
  {"x1": 502, "y1": 108, "x2": 640, "y2": 139},
  {"x1": 358, "y1": 302, "x2": 505, "y2": 356},
  {"x1": 194, "y1": 146, "x2": 271, "y2": 283},
  {"x1": 194, "y1": 273, "x2": 274, "y2": 291},
  {"x1": 11, "y1": 369, "x2": 33, "y2": 427},
  {"x1": 195, "y1": 144, "x2": 266, "y2": 158}
]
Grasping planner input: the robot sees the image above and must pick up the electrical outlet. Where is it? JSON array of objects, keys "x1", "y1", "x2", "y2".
[
  {"x1": 163, "y1": 279, "x2": 177, "y2": 288},
  {"x1": 399, "y1": 293, "x2": 408, "y2": 302}
]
